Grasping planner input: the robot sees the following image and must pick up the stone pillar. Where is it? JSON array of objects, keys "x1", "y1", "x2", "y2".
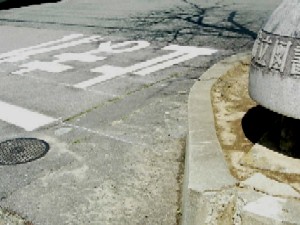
[{"x1": 249, "y1": 0, "x2": 300, "y2": 119}]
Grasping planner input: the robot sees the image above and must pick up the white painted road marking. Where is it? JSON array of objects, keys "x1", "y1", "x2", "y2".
[
  {"x1": 3, "y1": 34, "x2": 218, "y2": 80},
  {"x1": 5, "y1": 34, "x2": 218, "y2": 86},
  {"x1": 135, "y1": 45, "x2": 218, "y2": 76},
  {"x1": 12, "y1": 40, "x2": 150, "y2": 75},
  {"x1": 0, "y1": 34, "x2": 84, "y2": 62},
  {"x1": 95, "y1": 40, "x2": 150, "y2": 54},
  {"x1": 1, "y1": 34, "x2": 101, "y2": 64},
  {"x1": 14, "y1": 60, "x2": 73, "y2": 74},
  {"x1": 0, "y1": 100, "x2": 57, "y2": 131},
  {"x1": 75, "y1": 45, "x2": 217, "y2": 88},
  {"x1": 0, "y1": 34, "x2": 218, "y2": 131}
]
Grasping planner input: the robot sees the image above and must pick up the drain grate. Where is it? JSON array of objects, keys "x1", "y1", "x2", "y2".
[{"x1": 0, "y1": 138, "x2": 49, "y2": 165}]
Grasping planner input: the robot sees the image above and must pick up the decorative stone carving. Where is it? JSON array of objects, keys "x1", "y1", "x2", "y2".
[{"x1": 249, "y1": 0, "x2": 300, "y2": 119}]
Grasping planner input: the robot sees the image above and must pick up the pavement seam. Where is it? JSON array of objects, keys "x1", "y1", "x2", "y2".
[{"x1": 64, "y1": 123, "x2": 148, "y2": 146}]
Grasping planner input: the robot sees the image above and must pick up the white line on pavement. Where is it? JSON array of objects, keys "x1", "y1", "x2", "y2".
[
  {"x1": 0, "y1": 100, "x2": 57, "y2": 131},
  {"x1": 0, "y1": 34, "x2": 101, "y2": 63},
  {"x1": 74, "y1": 46, "x2": 217, "y2": 88},
  {"x1": 0, "y1": 34, "x2": 83, "y2": 60}
]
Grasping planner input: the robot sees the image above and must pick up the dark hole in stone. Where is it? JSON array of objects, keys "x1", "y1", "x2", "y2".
[
  {"x1": 0, "y1": 138, "x2": 50, "y2": 165},
  {"x1": 242, "y1": 105, "x2": 300, "y2": 158}
]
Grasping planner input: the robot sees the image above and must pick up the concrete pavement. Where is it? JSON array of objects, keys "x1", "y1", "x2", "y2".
[
  {"x1": 0, "y1": 25, "x2": 217, "y2": 225},
  {"x1": 0, "y1": 0, "x2": 285, "y2": 224},
  {"x1": 2, "y1": 43, "x2": 300, "y2": 225},
  {"x1": 2, "y1": 50, "x2": 300, "y2": 225}
]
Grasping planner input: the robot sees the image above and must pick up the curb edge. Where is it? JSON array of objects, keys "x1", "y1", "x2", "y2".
[{"x1": 181, "y1": 52, "x2": 251, "y2": 225}]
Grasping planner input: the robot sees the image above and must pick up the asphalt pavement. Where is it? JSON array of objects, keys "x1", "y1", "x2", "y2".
[{"x1": 0, "y1": 0, "x2": 281, "y2": 224}]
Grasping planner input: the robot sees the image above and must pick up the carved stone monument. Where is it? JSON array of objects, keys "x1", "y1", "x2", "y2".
[
  {"x1": 249, "y1": 0, "x2": 300, "y2": 119},
  {"x1": 249, "y1": 0, "x2": 300, "y2": 156}
]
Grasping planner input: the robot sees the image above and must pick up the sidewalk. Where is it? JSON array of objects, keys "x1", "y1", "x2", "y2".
[{"x1": 182, "y1": 53, "x2": 300, "y2": 225}]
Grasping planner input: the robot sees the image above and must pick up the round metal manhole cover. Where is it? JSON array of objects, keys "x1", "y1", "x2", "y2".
[{"x1": 0, "y1": 138, "x2": 49, "y2": 165}]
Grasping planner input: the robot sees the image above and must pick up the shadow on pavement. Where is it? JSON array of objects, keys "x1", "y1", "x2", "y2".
[{"x1": 0, "y1": 0, "x2": 61, "y2": 10}]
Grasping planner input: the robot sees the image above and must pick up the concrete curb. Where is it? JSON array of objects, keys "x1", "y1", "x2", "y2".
[{"x1": 181, "y1": 53, "x2": 300, "y2": 225}]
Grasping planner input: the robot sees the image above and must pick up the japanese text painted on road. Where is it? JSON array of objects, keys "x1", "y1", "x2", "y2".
[{"x1": 0, "y1": 34, "x2": 217, "y2": 89}]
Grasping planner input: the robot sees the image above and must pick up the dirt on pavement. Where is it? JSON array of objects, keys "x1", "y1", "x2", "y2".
[{"x1": 211, "y1": 60, "x2": 256, "y2": 180}]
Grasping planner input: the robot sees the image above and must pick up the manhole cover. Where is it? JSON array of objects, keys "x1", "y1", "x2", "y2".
[{"x1": 0, "y1": 138, "x2": 49, "y2": 165}]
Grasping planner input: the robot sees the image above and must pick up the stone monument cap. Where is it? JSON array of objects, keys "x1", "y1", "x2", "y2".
[{"x1": 249, "y1": 0, "x2": 300, "y2": 119}]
